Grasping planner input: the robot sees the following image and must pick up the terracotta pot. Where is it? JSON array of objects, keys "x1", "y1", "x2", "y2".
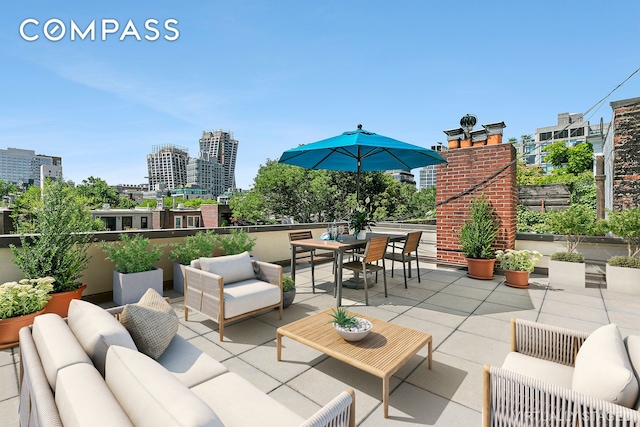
[
  {"x1": 504, "y1": 270, "x2": 530, "y2": 288},
  {"x1": 44, "y1": 283, "x2": 87, "y2": 318},
  {"x1": 448, "y1": 140, "x2": 460, "y2": 149},
  {"x1": 0, "y1": 309, "x2": 45, "y2": 349},
  {"x1": 466, "y1": 258, "x2": 496, "y2": 280},
  {"x1": 460, "y1": 139, "x2": 472, "y2": 148}
]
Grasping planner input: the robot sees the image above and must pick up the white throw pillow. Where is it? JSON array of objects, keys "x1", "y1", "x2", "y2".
[
  {"x1": 572, "y1": 323, "x2": 639, "y2": 408},
  {"x1": 199, "y1": 251, "x2": 255, "y2": 284}
]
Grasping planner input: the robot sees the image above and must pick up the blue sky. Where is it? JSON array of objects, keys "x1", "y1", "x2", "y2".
[{"x1": 1, "y1": 1, "x2": 640, "y2": 190}]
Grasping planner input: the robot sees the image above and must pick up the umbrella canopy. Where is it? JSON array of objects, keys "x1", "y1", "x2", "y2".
[{"x1": 278, "y1": 125, "x2": 447, "y2": 203}]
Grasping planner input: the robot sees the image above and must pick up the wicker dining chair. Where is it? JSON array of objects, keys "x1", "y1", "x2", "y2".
[{"x1": 341, "y1": 235, "x2": 389, "y2": 305}]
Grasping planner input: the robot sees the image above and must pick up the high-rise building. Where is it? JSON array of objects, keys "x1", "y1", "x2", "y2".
[
  {"x1": 146, "y1": 145, "x2": 189, "y2": 191},
  {"x1": 516, "y1": 113, "x2": 610, "y2": 171},
  {"x1": 187, "y1": 153, "x2": 224, "y2": 198},
  {"x1": 0, "y1": 147, "x2": 61, "y2": 187},
  {"x1": 386, "y1": 170, "x2": 416, "y2": 186},
  {"x1": 419, "y1": 166, "x2": 437, "y2": 189},
  {"x1": 199, "y1": 130, "x2": 238, "y2": 191}
]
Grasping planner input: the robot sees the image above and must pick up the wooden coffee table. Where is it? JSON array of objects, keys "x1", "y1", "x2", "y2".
[{"x1": 276, "y1": 309, "x2": 432, "y2": 418}]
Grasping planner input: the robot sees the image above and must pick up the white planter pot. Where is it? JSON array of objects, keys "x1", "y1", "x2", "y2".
[
  {"x1": 113, "y1": 267, "x2": 163, "y2": 305},
  {"x1": 173, "y1": 263, "x2": 186, "y2": 294},
  {"x1": 356, "y1": 230, "x2": 367, "y2": 240},
  {"x1": 548, "y1": 260, "x2": 585, "y2": 288},
  {"x1": 606, "y1": 263, "x2": 640, "y2": 294}
]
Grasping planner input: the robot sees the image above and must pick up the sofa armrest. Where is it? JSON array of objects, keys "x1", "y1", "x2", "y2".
[
  {"x1": 19, "y1": 326, "x2": 63, "y2": 427},
  {"x1": 252, "y1": 260, "x2": 283, "y2": 289},
  {"x1": 185, "y1": 266, "x2": 224, "y2": 321},
  {"x1": 483, "y1": 365, "x2": 640, "y2": 427},
  {"x1": 298, "y1": 389, "x2": 355, "y2": 427},
  {"x1": 511, "y1": 318, "x2": 590, "y2": 366}
]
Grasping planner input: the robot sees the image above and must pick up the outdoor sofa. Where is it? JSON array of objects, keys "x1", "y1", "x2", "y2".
[
  {"x1": 483, "y1": 318, "x2": 640, "y2": 426},
  {"x1": 18, "y1": 295, "x2": 355, "y2": 427}
]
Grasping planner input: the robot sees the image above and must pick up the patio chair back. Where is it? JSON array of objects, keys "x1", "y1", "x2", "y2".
[
  {"x1": 403, "y1": 231, "x2": 422, "y2": 255},
  {"x1": 364, "y1": 235, "x2": 390, "y2": 263}
]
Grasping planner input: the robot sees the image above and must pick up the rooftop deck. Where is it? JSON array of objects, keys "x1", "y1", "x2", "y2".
[{"x1": 3, "y1": 259, "x2": 639, "y2": 426}]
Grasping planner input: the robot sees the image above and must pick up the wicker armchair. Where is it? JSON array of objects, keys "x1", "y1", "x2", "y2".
[
  {"x1": 483, "y1": 319, "x2": 640, "y2": 427},
  {"x1": 184, "y1": 252, "x2": 283, "y2": 341}
]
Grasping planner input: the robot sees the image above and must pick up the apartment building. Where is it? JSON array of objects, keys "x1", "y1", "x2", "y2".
[
  {"x1": 515, "y1": 113, "x2": 609, "y2": 171},
  {"x1": 0, "y1": 147, "x2": 61, "y2": 187},
  {"x1": 146, "y1": 145, "x2": 189, "y2": 191},
  {"x1": 199, "y1": 130, "x2": 238, "y2": 191}
]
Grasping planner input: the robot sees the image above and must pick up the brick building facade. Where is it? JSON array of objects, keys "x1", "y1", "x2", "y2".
[
  {"x1": 436, "y1": 138, "x2": 518, "y2": 265},
  {"x1": 604, "y1": 97, "x2": 640, "y2": 210}
]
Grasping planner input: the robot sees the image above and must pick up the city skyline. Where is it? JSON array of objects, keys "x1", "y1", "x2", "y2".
[{"x1": 2, "y1": 1, "x2": 640, "y2": 190}]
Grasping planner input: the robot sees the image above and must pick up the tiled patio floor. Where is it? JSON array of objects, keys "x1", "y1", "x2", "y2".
[{"x1": 3, "y1": 260, "x2": 640, "y2": 426}]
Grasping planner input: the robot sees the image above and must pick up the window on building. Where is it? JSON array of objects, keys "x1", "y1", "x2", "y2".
[
  {"x1": 553, "y1": 130, "x2": 568, "y2": 139},
  {"x1": 187, "y1": 216, "x2": 200, "y2": 228},
  {"x1": 141, "y1": 217, "x2": 148, "y2": 229},
  {"x1": 570, "y1": 127, "x2": 585, "y2": 137},
  {"x1": 174, "y1": 216, "x2": 182, "y2": 228},
  {"x1": 539, "y1": 132, "x2": 552, "y2": 141},
  {"x1": 122, "y1": 216, "x2": 133, "y2": 230}
]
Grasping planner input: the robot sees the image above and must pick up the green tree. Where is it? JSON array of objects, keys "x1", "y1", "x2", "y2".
[
  {"x1": 545, "y1": 204, "x2": 598, "y2": 253},
  {"x1": 229, "y1": 191, "x2": 271, "y2": 225},
  {"x1": 542, "y1": 141, "x2": 570, "y2": 167},
  {"x1": 75, "y1": 176, "x2": 137, "y2": 209},
  {"x1": 566, "y1": 142, "x2": 594, "y2": 175}
]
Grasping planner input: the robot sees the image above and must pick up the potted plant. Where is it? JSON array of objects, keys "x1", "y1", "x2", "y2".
[
  {"x1": 349, "y1": 208, "x2": 375, "y2": 240},
  {"x1": 603, "y1": 208, "x2": 640, "y2": 294},
  {"x1": 282, "y1": 275, "x2": 295, "y2": 308},
  {"x1": 457, "y1": 194, "x2": 500, "y2": 279},
  {"x1": 10, "y1": 179, "x2": 96, "y2": 317},
  {"x1": 101, "y1": 234, "x2": 166, "y2": 305},
  {"x1": 0, "y1": 277, "x2": 54, "y2": 348},
  {"x1": 545, "y1": 204, "x2": 596, "y2": 288},
  {"x1": 495, "y1": 249, "x2": 542, "y2": 288},
  {"x1": 327, "y1": 307, "x2": 372, "y2": 342},
  {"x1": 168, "y1": 230, "x2": 218, "y2": 293},
  {"x1": 217, "y1": 229, "x2": 256, "y2": 256}
]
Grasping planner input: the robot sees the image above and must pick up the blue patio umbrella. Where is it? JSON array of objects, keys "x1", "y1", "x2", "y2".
[{"x1": 278, "y1": 125, "x2": 447, "y2": 203}]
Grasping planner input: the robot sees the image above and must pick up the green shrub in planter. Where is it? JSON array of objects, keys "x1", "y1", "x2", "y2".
[
  {"x1": 0, "y1": 277, "x2": 54, "y2": 319},
  {"x1": 101, "y1": 234, "x2": 166, "y2": 274},
  {"x1": 604, "y1": 208, "x2": 640, "y2": 261},
  {"x1": 550, "y1": 252, "x2": 585, "y2": 263},
  {"x1": 607, "y1": 256, "x2": 640, "y2": 269},
  {"x1": 218, "y1": 229, "x2": 256, "y2": 256},
  {"x1": 458, "y1": 194, "x2": 499, "y2": 259},
  {"x1": 495, "y1": 249, "x2": 542, "y2": 272},
  {"x1": 282, "y1": 275, "x2": 295, "y2": 292},
  {"x1": 169, "y1": 230, "x2": 218, "y2": 265},
  {"x1": 545, "y1": 204, "x2": 597, "y2": 254}
]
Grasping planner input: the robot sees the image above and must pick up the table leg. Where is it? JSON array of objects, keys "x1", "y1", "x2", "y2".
[
  {"x1": 276, "y1": 332, "x2": 282, "y2": 361},
  {"x1": 290, "y1": 244, "x2": 296, "y2": 284},
  {"x1": 336, "y1": 250, "x2": 344, "y2": 307},
  {"x1": 428, "y1": 338, "x2": 432, "y2": 369},
  {"x1": 383, "y1": 376, "x2": 390, "y2": 418}
]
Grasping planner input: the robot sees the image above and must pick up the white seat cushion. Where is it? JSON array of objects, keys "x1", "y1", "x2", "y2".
[
  {"x1": 157, "y1": 335, "x2": 228, "y2": 388},
  {"x1": 502, "y1": 352, "x2": 574, "y2": 389},
  {"x1": 192, "y1": 372, "x2": 305, "y2": 427},
  {"x1": 67, "y1": 300, "x2": 137, "y2": 376},
  {"x1": 199, "y1": 252, "x2": 255, "y2": 284},
  {"x1": 105, "y1": 345, "x2": 223, "y2": 427},
  {"x1": 31, "y1": 313, "x2": 92, "y2": 391},
  {"x1": 624, "y1": 335, "x2": 640, "y2": 409},
  {"x1": 56, "y1": 363, "x2": 133, "y2": 427},
  {"x1": 223, "y1": 278, "x2": 281, "y2": 319},
  {"x1": 572, "y1": 323, "x2": 639, "y2": 408}
]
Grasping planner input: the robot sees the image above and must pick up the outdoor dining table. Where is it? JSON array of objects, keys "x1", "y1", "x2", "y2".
[{"x1": 289, "y1": 232, "x2": 407, "y2": 307}]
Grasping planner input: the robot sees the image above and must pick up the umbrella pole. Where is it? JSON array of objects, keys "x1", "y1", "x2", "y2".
[{"x1": 356, "y1": 147, "x2": 361, "y2": 209}]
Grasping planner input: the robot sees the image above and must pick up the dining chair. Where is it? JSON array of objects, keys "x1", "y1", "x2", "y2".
[
  {"x1": 288, "y1": 230, "x2": 318, "y2": 292},
  {"x1": 385, "y1": 231, "x2": 422, "y2": 289},
  {"x1": 342, "y1": 235, "x2": 389, "y2": 305}
]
